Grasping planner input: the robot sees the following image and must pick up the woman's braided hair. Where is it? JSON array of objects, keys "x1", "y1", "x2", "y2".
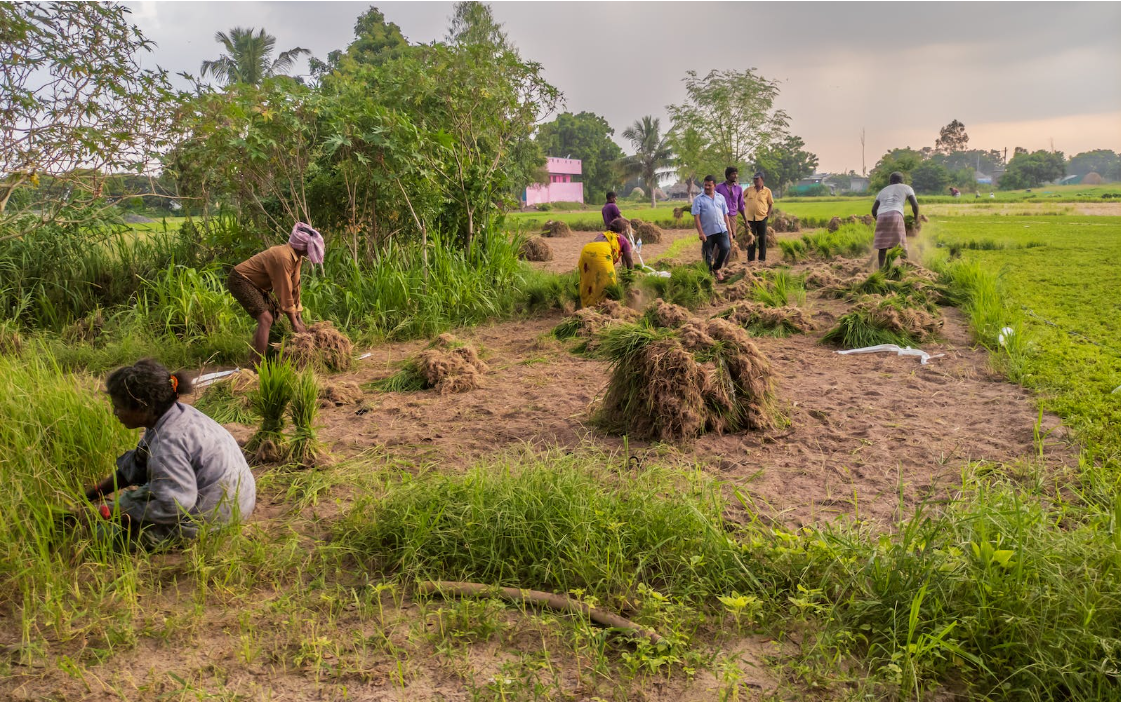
[{"x1": 106, "y1": 359, "x2": 193, "y2": 416}]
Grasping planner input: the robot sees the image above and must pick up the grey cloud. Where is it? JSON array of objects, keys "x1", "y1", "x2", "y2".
[{"x1": 124, "y1": 1, "x2": 1121, "y2": 171}]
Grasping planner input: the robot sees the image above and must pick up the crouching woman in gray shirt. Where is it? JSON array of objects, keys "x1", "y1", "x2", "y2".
[{"x1": 84, "y1": 359, "x2": 256, "y2": 549}]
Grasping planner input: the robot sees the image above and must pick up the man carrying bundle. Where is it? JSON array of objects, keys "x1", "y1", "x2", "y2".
[{"x1": 226, "y1": 222, "x2": 325, "y2": 364}]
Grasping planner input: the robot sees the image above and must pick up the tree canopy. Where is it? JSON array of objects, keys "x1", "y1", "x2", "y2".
[
  {"x1": 752, "y1": 135, "x2": 819, "y2": 197},
  {"x1": 910, "y1": 160, "x2": 952, "y2": 195},
  {"x1": 310, "y1": 6, "x2": 408, "y2": 76},
  {"x1": 667, "y1": 68, "x2": 789, "y2": 179},
  {"x1": 0, "y1": 1, "x2": 178, "y2": 238},
  {"x1": 999, "y1": 150, "x2": 1065, "y2": 190},
  {"x1": 869, "y1": 149, "x2": 923, "y2": 190},
  {"x1": 1068, "y1": 150, "x2": 1119, "y2": 179},
  {"x1": 170, "y1": 3, "x2": 559, "y2": 258},
  {"x1": 935, "y1": 119, "x2": 969, "y2": 154}
]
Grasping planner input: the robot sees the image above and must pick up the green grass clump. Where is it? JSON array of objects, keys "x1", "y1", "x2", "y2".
[{"x1": 335, "y1": 450, "x2": 752, "y2": 603}]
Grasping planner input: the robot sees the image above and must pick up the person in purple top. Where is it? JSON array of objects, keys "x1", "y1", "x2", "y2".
[
  {"x1": 714, "y1": 167, "x2": 746, "y2": 241},
  {"x1": 601, "y1": 191, "x2": 622, "y2": 229}
]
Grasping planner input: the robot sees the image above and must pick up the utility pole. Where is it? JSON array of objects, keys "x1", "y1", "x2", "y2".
[{"x1": 860, "y1": 128, "x2": 866, "y2": 176}]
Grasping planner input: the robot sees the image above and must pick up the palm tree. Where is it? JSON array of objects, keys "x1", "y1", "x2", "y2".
[
  {"x1": 200, "y1": 27, "x2": 310, "y2": 86},
  {"x1": 620, "y1": 116, "x2": 674, "y2": 208}
]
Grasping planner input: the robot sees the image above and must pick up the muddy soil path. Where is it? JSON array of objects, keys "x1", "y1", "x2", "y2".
[{"x1": 277, "y1": 255, "x2": 1070, "y2": 528}]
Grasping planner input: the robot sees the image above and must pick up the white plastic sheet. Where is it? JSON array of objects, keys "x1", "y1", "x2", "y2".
[{"x1": 836, "y1": 344, "x2": 945, "y2": 365}]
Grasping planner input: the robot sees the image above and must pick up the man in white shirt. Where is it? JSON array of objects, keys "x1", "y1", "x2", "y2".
[{"x1": 871, "y1": 172, "x2": 920, "y2": 268}]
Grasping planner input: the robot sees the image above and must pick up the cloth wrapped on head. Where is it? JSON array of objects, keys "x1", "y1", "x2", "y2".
[{"x1": 289, "y1": 222, "x2": 325, "y2": 264}]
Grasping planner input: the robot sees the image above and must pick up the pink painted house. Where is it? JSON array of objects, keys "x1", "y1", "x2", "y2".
[{"x1": 523, "y1": 157, "x2": 584, "y2": 205}]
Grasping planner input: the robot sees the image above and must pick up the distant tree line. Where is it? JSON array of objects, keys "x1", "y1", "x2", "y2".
[{"x1": 868, "y1": 120, "x2": 1120, "y2": 194}]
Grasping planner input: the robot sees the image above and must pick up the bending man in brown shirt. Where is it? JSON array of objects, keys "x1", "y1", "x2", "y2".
[{"x1": 226, "y1": 223, "x2": 325, "y2": 363}]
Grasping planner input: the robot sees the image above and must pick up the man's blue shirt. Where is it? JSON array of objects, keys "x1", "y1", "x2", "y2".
[{"x1": 691, "y1": 192, "x2": 729, "y2": 235}]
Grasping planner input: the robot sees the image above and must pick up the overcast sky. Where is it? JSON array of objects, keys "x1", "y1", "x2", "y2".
[{"x1": 123, "y1": 1, "x2": 1121, "y2": 174}]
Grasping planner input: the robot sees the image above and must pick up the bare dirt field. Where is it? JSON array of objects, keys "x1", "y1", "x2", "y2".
[{"x1": 236, "y1": 254, "x2": 1069, "y2": 529}]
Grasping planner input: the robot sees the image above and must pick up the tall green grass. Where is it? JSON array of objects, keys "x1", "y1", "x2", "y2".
[
  {"x1": 0, "y1": 352, "x2": 138, "y2": 644},
  {"x1": 334, "y1": 447, "x2": 1121, "y2": 698}
]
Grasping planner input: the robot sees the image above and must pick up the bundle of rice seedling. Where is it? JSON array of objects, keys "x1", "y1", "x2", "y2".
[
  {"x1": 375, "y1": 335, "x2": 488, "y2": 394},
  {"x1": 553, "y1": 299, "x2": 641, "y2": 340},
  {"x1": 719, "y1": 269, "x2": 763, "y2": 302},
  {"x1": 645, "y1": 298, "x2": 691, "y2": 328},
  {"x1": 519, "y1": 237, "x2": 553, "y2": 261},
  {"x1": 672, "y1": 207, "x2": 685, "y2": 222},
  {"x1": 319, "y1": 381, "x2": 363, "y2": 407},
  {"x1": 663, "y1": 262, "x2": 716, "y2": 308},
  {"x1": 595, "y1": 318, "x2": 777, "y2": 442},
  {"x1": 766, "y1": 227, "x2": 777, "y2": 247},
  {"x1": 822, "y1": 294, "x2": 942, "y2": 349},
  {"x1": 630, "y1": 218, "x2": 664, "y2": 244},
  {"x1": 801, "y1": 264, "x2": 845, "y2": 290},
  {"x1": 719, "y1": 301, "x2": 816, "y2": 336},
  {"x1": 904, "y1": 213, "x2": 928, "y2": 237},
  {"x1": 827, "y1": 216, "x2": 842, "y2": 232},
  {"x1": 278, "y1": 321, "x2": 354, "y2": 372},
  {"x1": 846, "y1": 215, "x2": 860, "y2": 224},
  {"x1": 860, "y1": 214, "x2": 875, "y2": 226},
  {"x1": 750, "y1": 269, "x2": 806, "y2": 308},
  {"x1": 289, "y1": 368, "x2": 325, "y2": 467},
  {"x1": 725, "y1": 243, "x2": 741, "y2": 263},
  {"x1": 246, "y1": 357, "x2": 296, "y2": 461},
  {"x1": 541, "y1": 220, "x2": 572, "y2": 238},
  {"x1": 417, "y1": 345, "x2": 487, "y2": 394},
  {"x1": 778, "y1": 238, "x2": 807, "y2": 263}
]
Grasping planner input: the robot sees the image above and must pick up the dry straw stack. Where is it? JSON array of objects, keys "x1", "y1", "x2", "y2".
[
  {"x1": 278, "y1": 321, "x2": 354, "y2": 372},
  {"x1": 721, "y1": 301, "x2": 816, "y2": 335},
  {"x1": 596, "y1": 317, "x2": 777, "y2": 442},
  {"x1": 541, "y1": 220, "x2": 572, "y2": 238},
  {"x1": 416, "y1": 334, "x2": 488, "y2": 394},
  {"x1": 519, "y1": 237, "x2": 553, "y2": 261},
  {"x1": 629, "y1": 218, "x2": 663, "y2": 244}
]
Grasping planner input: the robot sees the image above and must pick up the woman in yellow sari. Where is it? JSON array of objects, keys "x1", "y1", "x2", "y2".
[{"x1": 578, "y1": 217, "x2": 635, "y2": 307}]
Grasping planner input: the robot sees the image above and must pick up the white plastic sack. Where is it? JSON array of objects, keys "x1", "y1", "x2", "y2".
[
  {"x1": 837, "y1": 344, "x2": 945, "y2": 365},
  {"x1": 194, "y1": 369, "x2": 240, "y2": 388}
]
